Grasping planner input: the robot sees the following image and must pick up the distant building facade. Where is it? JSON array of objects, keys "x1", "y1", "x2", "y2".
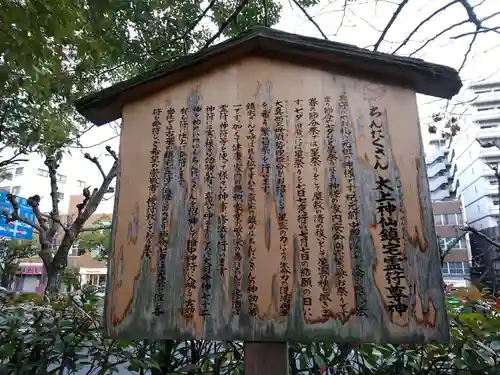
[
  {"x1": 425, "y1": 138, "x2": 457, "y2": 201},
  {"x1": 430, "y1": 81, "x2": 500, "y2": 229},
  {"x1": 14, "y1": 195, "x2": 109, "y2": 293},
  {"x1": 0, "y1": 153, "x2": 115, "y2": 214},
  {"x1": 433, "y1": 200, "x2": 471, "y2": 287}
]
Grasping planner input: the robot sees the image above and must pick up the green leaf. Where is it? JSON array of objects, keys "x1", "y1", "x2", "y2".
[
  {"x1": 177, "y1": 363, "x2": 200, "y2": 372},
  {"x1": 0, "y1": 342, "x2": 17, "y2": 357}
]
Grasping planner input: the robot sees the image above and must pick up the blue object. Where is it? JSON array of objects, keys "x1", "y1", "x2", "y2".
[{"x1": 0, "y1": 192, "x2": 35, "y2": 240}]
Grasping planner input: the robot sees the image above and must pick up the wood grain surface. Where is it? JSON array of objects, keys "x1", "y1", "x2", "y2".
[{"x1": 104, "y1": 56, "x2": 449, "y2": 344}]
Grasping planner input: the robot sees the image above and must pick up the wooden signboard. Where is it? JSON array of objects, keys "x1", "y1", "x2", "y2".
[{"x1": 74, "y1": 27, "x2": 462, "y2": 344}]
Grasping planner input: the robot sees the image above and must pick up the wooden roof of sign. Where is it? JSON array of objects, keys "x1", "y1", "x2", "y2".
[{"x1": 75, "y1": 26, "x2": 462, "y2": 125}]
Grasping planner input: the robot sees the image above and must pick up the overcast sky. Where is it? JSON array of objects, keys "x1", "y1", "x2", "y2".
[
  {"x1": 71, "y1": 0, "x2": 500, "y2": 212},
  {"x1": 273, "y1": 0, "x2": 500, "y2": 127}
]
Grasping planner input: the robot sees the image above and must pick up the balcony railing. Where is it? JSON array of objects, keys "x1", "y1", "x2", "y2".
[
  {"x1": 474, "y1": 91, "x2": 500, "y2": 104},
  {"x1": 428, "y1": 175, "x2": 448, "y2": 191},
  {"x1": 472, "y1": 110, "x2": 500, "y2": 123},
  {"x1": 479, "y1": 147, "x2": 500, "y2": 159},
  {"x1": 477, "y1": 126, "x2": 500, "y2": 139}
]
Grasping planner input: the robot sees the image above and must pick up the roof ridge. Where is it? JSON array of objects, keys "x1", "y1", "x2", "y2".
[{"x1": 75, "y1": 27, "x2": 462, "y2": 125}]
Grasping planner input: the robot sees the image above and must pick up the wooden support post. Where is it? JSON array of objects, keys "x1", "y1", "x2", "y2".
[{"x1": 244, "y1": 342, "x2": 288, "y2": 375}]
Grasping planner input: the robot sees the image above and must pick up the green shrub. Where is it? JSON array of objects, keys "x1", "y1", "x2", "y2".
[{"x1": 0, "y1": 287, "x2": 499, "y2": 374}]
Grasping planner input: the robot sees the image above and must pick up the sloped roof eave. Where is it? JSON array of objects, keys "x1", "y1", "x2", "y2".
[{"x1": 74, "y1": 26, "x2": 462, "y2": 125}]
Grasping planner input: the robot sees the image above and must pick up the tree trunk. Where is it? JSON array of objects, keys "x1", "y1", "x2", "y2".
[
  {"x1": 0, "y1": 271, "x2": 10, "y2": 288},
  {"x1": 45, "y1": 266, "x2": 63, "y2": 295},
  {"x1": 0, "y1": 263, "x2": 16, "y2": 289}
]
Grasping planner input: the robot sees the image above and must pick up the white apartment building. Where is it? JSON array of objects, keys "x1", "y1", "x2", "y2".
[
  {"x1": 445, "y1": 81, "x2": 500, "y2": 229},
  {"x1": 0, "y1": 153, "x2": 115, "y2": 215},
  {"x1": 425, "y1": 138, "x2": 457, "y2": 201},
  {"x1": 424, "y1": 81, "x2": 500, "y2": 229}
]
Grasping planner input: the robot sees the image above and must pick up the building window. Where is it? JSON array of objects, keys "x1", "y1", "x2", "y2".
[
  {"x1": 434, "y1": 214, "x2": 463, "y2": 226},
  {"x1": 434, "y1": 214, "x2": 443, "y2": 225},
  {"x1": 37, "y1": 168, "x2": 49, "y2": 177},
  {"x1": 494, "y1": 199, "x2": 500, "y2": 206},
  {"x1": 442, "y1": 261, "x2": 469, "y2": 276},
  {"x1": 57, "y1": 174, "x2": 67, "y2": 183},
  {"x1": 430, "y1": 139, "x2": 447, "y2": 148},
  {"x1": 11, "y1": 186, "x2": 21, "y2": 195},
  {"x1": 88, "y1": 274, "x2": 107, "y2": 286},
  {"x1": 2, "y1": 172, "x2": 13, "y2": 181},
  {"x1": 445, "y1": 214, "x2": 457, "y2": 225},
  {"x1": 438, "y1": 237, "x2": 464, "y2": 249},
  {"x1": 56, "y1": 192, "x2": 64, "y2": 200},
  {"x1": 15, "y1": 167, "x2": 24, "y2": 176},
  {"x1": 0, "y1": 186, "x2": 10, "y2": 193},
  {"x1": 68, "y1": 241, "x2": 79, "y2": 256},
  {"x1": 77, "y1": 180, "x2": 86, "y2": 188}
]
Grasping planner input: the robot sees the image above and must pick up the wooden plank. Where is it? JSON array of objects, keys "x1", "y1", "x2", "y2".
[
  {"x1": 244, "y1": 342, "x2": 288, "y2": 375},
  {"x1": 104, "y1": 56, "x2": 449, "y2": 344}
]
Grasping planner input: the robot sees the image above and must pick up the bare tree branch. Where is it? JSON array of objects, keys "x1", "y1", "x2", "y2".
[
  {"x1": 334, "y1": 1, "x2": 349, "y2": 36},
  {"x1": 84, "y1": 153, "x2": 106, "y2": 179},
  {"x1": 409, "y1": 19, "x2": 469, "y2": 57},
  {"x1": 0, "y1": 153, "x2": 28, "y2": 169},
  {"x1": 52, "y1": 148, "x2": 118, "y2": 268},
  {"x1": 457, "y1": 0, "x2": 481, "y2": 27},
  {"x1": 458, "y1": 28, "x2": 478, "y2": 73},
  {"x1": 40, "y1": 212, "x2": 68, "y2": 232},
  {"x1": 44, "y1": 157, "x2": 68, "y2": 241},
  {"x1": 202, "y1": 0, "x2": 252, "y2": 49},
  {"x1": 440, "y1": 232, "x2": 467, "y2": 266},
  {"x1": 463, "y1": 225, "x2": 500, "y2": 250},
  {"x1": 452, "y1": 25, "x2": 500, "y2": 39},
  {"x1": 26, "y1": 195, "x2": 49, "y2": 232},
  {"x1": 71, "y1": 134, "x2": 120, "y2": 150},
  {"x1": 44, "y1": 157, "x2": 60, "y2": 217},
  {"x1": 392, "y1": 0, "x2": 459, "y2": 54},
  {"x1": 291, "y1": 0, "x2": 328, "y2": 40},
  {"x1": 80, "y1": 226, "x2": 111, "y2": 233},
  {"x1": 373, "y1": 0, "x2": 411, "y2": 51},
  {"x1": 105, "y1": 145, "x2": 118, "y2": 161},
  {"x1": 50, "y1": 215, "x2": 69, "y2": 233}
]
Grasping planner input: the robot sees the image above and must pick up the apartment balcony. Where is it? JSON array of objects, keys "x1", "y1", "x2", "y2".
[
  {"x1": 477, "y1": 126, "x2": 500, "y2": 140},
  {"x1": 472, "y1": 110, "x2": 500, "y2": 123},
  {"x1": 490, "y1": 205, "x2": 499, "y2": 215},
  {"x1": 486, "y1": 184, "x2": 500, "y2": 196},
  {"x1": 425, "y1": 148, "x2": 447, "y2": 163},
  {"x1": 428, "y1": 175, "x2": 449, "y2": 191},
  {"x1": 431, "y1": 189, "x2": 451, "y2": 201},
  {"x1": 427, "y1": 162, "x2": 448, "y2": 178},
  {"x1": 475, "y1": 91, "x2": 500, "y2": 104},
  {"x1": 479, "y1": 147, "x2": 500, "y2": 159},
  {"x1": 482, "y1": 166, "x2": 496, "y2": 176}
]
